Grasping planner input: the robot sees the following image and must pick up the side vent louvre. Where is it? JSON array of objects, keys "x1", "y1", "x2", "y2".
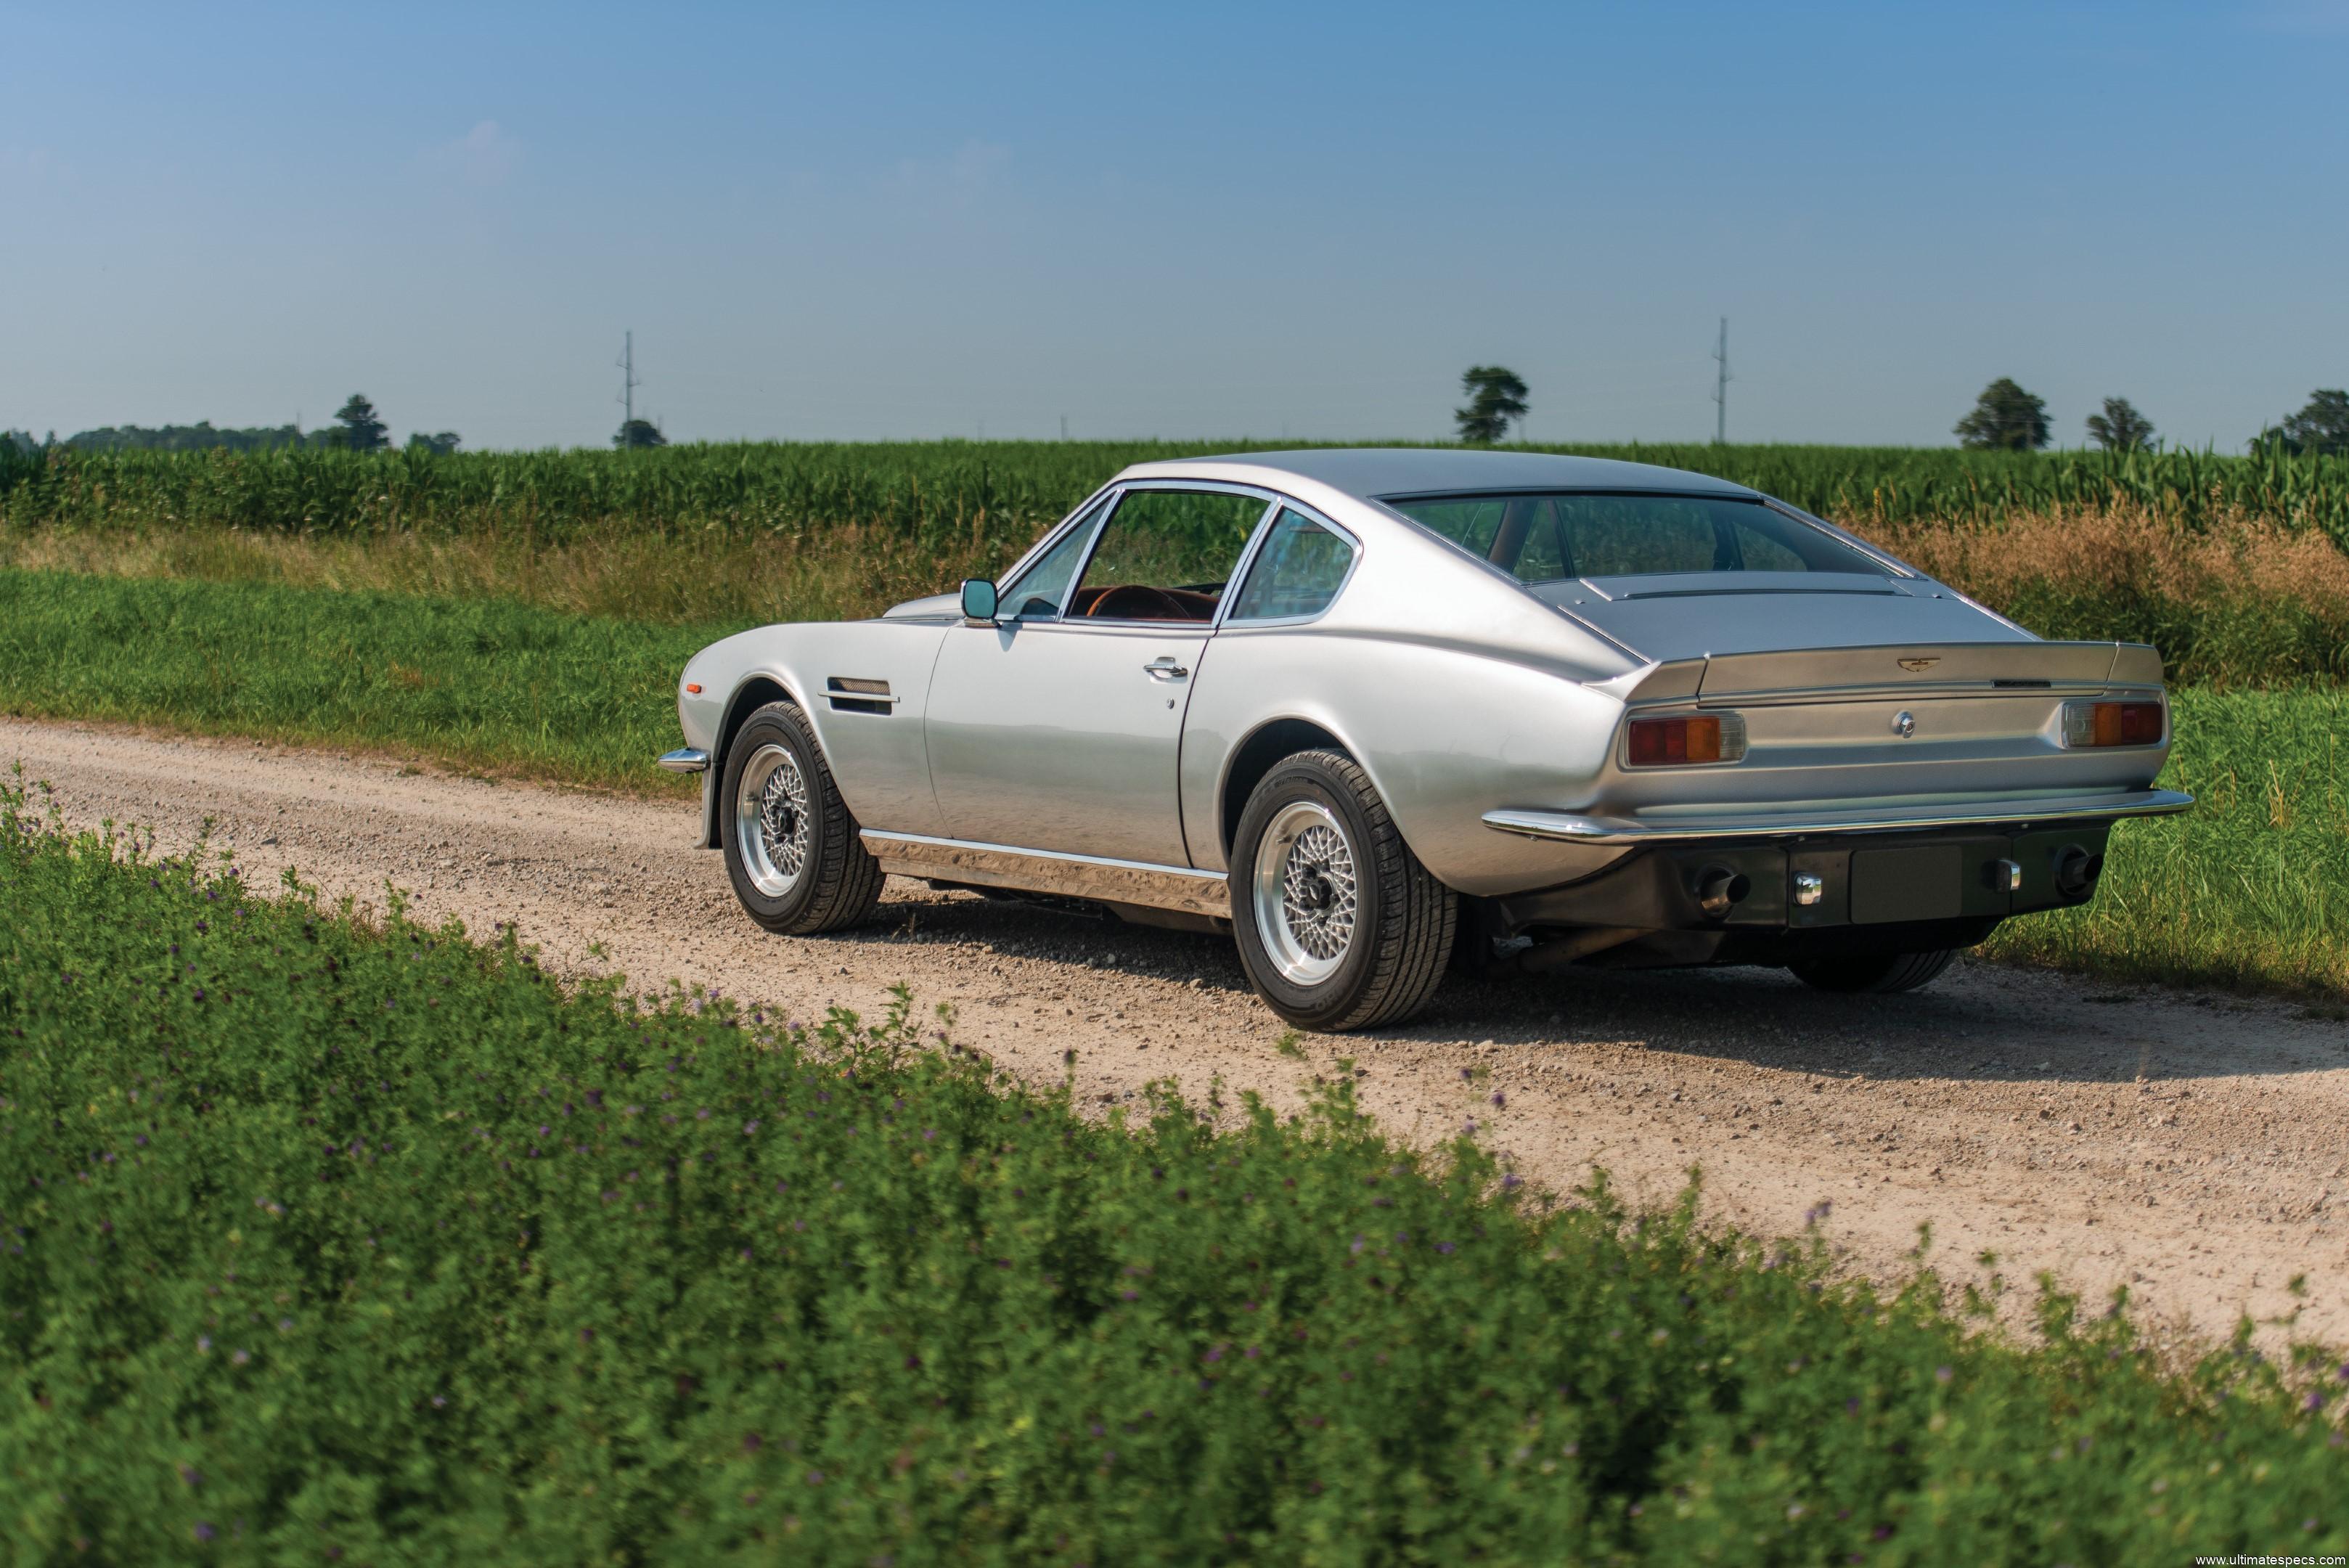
[{"x1": 825, "y1": 677, "x2": 899, "y2": 716}]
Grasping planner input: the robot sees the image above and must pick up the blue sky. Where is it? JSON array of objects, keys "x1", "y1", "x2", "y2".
[{"x1": 3, "y1": 1, "x2": 2343, "y2": 450}]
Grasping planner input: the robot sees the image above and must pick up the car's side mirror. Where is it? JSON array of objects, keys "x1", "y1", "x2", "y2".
[{"x1": 959, "y1": 579, "x2": 999, "y2": 626}]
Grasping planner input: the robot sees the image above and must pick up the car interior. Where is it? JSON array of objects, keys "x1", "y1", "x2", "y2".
[{"x1": 1066, "y1": 583, "x2": 1223, "y2": 620}]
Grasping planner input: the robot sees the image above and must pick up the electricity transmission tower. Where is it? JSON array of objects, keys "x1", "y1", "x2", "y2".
[
  {"x1": 1711, "y1": 317, "x2": 1731, "y2": 444},
  {"x1": 618, "y1": 331, "x2": 642, "y2": 428}
]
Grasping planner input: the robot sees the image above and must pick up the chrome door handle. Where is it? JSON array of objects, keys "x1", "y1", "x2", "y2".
[{"x1": 1143, "y1": 656, "x2": 1189, "y2": 680}]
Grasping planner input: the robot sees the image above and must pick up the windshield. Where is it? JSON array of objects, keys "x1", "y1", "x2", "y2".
[{"x1": 1381, "y1": 492, "x2": 1884, "y2": 582}]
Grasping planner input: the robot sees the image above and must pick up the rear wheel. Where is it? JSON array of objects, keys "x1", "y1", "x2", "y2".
[
  {"x1": 1230, "y1": 750, "x2": 1455, "y2": 1032},
  {"x1": 720, "y1": 701, "x2": 883, "y2": 934},
  {"x1": 1788, "y1": 948, "x2": 1958, "y2": 995}
]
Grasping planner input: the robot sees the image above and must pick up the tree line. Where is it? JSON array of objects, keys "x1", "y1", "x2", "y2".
[
  {"x1": 1952, "y1": 379, "x2": 2348, "y2": 456},
  {"x1": 12, "y1": 379, "x2": 2345, "y2": 457},
  {"x1": 0, "y1": 394, "x2": 666, "y2": 457}
]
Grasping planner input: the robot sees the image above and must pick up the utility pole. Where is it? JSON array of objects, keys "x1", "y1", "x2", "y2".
[
  {"x1": 1711, "y1": 317, "x2": 1731, "y2": 444},
  {"x1": 618, "y1": 331, "x2": 642, "y2": 429}
]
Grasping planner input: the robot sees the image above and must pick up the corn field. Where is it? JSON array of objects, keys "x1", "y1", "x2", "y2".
[{"x1": 4, "y1": 438, "x2": 2345, "y2": 550}]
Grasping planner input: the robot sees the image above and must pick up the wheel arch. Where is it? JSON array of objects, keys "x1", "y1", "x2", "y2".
[
  {"x1": 1218, "y1": 716, "x2": 1386, "y2": 862},
  {"x1": 703, "y1": 673, "x2": 803, "y2": 849}
]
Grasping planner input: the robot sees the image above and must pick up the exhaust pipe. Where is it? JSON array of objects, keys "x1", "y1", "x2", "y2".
[
  {"x1": 1693, "y1": 865, "x2": 1751, "y2": 920},
  {"x1": 2052, "y1": 844, "x2": 2104, "y2": 901}
]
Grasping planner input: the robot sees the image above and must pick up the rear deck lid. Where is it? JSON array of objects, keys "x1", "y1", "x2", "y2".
[{"x1": 1531, "y1": 571, "x2": 2029, "y2": 661}]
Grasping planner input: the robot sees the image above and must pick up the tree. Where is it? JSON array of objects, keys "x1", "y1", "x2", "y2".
[
  {"x1": 2084, "y1": 396, "x2": 2155, "y2": 452},
  {"x1": 1454, "y1": 366, "x2": 1529, "y2": 445},
  {"x1": 330, "y1": 394, "x2": 388, "y2": 452},
  {"x1": 405, "y1": 431, "x2": 462, "y2": 457},
  {"x1": 2259, "y1": 389, "x2": 2349, "y2": 457},
  {"x1": 1953, "y1": 378, "x2": 2050, "y2": 450},
  {"x1": 614, "y1": 417, "x2": 668, "y2": 450}
]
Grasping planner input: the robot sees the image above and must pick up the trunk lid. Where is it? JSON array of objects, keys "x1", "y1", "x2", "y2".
[{"x1": 1533, "y1": 571, "x2": 2028, "y2": 661}]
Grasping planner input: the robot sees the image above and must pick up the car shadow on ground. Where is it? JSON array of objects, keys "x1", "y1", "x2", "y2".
[{"x1": 838, "y1": 888, "x2": 2346, "y2": 1088}]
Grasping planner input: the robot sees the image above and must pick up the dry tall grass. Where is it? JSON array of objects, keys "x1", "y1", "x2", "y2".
[
  {"x1": 1852, "y1": 505, "x2": 2349, "y2": 686},
  {"x1": 1862, "y1": 504, "x2": 2349, "y2": 619},
  {"x1": 5, "y1": 502, "x2": 2346, "y2": 683}
]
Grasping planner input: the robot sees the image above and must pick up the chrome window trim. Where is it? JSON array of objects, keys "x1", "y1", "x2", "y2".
[
  {"x1": 1751, "y1": 498, "x2": 1918, "y2": 579},
  {"x1": 992, "y1": 483, "x2": 1122, "y2": 622},
  {"x1": 1057, "y1": 479, "x2": 1281, "y2": 628},
  {"x1": 1215, "y1": 496, "x2": 1365, "y2": 629}
]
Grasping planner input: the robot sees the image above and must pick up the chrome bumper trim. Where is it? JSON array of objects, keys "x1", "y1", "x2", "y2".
[
  {"x1": 860, "y1": 830, "x2": 1229, "y2": 918},
  {"x1": 1482, "y1": 788, "x2": 2194, "y2": 846},
  {"x1": 658, "y1": 748, "x2": 711, "y2": 774}
]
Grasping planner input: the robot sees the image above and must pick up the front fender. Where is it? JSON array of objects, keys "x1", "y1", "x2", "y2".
[{"x1": 682, "y1": 619, "x2": 952, "y2": 846}]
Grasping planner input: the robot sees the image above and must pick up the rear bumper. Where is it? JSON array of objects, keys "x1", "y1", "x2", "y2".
[
  {"x1": 658, "y1": 748, "x2": 711, "y2": 773},
  {"x1": 1482, "y1": 787, "x2": 2191, "y2": 846},
  {"x1": 1486, "y1": 816, "x2": 2138, "y2": 968}
]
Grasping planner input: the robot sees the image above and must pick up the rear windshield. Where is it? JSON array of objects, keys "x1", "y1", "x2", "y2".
[{"x1": 1381, "y1": 492, "x2": 1883, "y2": 582}]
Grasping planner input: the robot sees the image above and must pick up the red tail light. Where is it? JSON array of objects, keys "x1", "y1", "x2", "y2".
[
  {"x1": 1625, "y1": 713, "x2": 1747, "y2": 767},
  {"x1": 2061, "y1": 701, "x2": 2163, "y2": 748}
]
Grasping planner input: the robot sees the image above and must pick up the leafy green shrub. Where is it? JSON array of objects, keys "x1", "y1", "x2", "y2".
[{"x1": 1, "y1": 780, "x2": 2343, "y2": 1561}]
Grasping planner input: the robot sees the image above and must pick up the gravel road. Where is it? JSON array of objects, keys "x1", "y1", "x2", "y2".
[{"x1": 9, "y1": 716, "x2": 2346, "y2": 1349}]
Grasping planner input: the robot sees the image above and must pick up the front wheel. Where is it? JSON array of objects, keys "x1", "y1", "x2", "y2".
[
  {"x1": 1230, "y1": 750, "x2": 1455, "y2": 1032},
  {"x1": 1788, "y1": 948, "x2": 1958, "y2": 995},
  {"x1": 720, "y1": 701, "x2": 884, "y2": 934}
]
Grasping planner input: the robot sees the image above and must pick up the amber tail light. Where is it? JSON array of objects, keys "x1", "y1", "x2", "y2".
[
  {"x1": 2061, "y1": 701, "x2": 2163, "y2": 748},
  {"x1": 1625, "y1": 713, "x2": 1748, "y2": 767}
]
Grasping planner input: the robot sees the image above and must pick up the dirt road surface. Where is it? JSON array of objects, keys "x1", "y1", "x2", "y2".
[{"x1": 9, "y1": 716, "x2": 2346, "y2": 1349}]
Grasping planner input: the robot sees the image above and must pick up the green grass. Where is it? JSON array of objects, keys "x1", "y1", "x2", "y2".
[
  {"x1": 1983, "y1": 687, "x2": 2349, "y2": 997},
  {"x1": 0, "y1": 569, "x2": 708, "y2": 795},
  {"x1": 3, "y1": 783, "x2": 2344, "y2": 1561},
  {"x1": 7, "y1": 437, "x2": 2347, "y2": 545},
  {"x1": 1, "y1": 568, "x2": 2341, "y2": 1001}
]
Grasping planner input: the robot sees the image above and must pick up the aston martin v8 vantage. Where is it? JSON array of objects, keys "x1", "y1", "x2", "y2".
[{"x1": 659, "y1": 449, "x2": 2189, "y2": 1031}]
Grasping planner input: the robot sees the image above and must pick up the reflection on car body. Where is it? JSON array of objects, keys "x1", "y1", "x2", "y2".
[{"x1": 661, "y1": 449, "x2": 2189, "y2": 1031}]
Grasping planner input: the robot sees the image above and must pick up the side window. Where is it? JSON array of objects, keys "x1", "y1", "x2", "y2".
[
  {"x1": 1069, "y1": 489, "x2": 1267, "y2": 622},
  {"x1": 1227, "y1": 509, "x2": 1355, "y2": 621},
  {"x1": 997, "y1": 500, "x2": 1106, "y2": 619}
]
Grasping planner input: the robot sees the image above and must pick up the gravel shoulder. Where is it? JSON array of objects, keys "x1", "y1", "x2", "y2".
[{"x1": 9, "y1": 715, "x2": 2347, "y2": 1349}]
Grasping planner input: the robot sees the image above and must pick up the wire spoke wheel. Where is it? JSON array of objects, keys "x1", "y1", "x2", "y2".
[
  {"x1": 733, "y1": 743, "x2": 810, "y2": 897},
  {"x1": 1251, "y1": 800, "x2": 1359, "y2": 986}
]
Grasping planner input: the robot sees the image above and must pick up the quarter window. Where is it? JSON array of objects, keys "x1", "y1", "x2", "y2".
[
  {"x1": 1069, "y1": 489, "x2": 1268, "y2": 622},
  {"x1": 997, "y1": 499, "x2": 1107, "y2": 618},
  {"x1": 1227, "y1": 510, "x2": 1355, "y2": 621}
]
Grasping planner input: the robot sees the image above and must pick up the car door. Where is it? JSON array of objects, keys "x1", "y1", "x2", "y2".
[{"x1": 926, "y1": 483, "x2": 1274, "y2": 866}]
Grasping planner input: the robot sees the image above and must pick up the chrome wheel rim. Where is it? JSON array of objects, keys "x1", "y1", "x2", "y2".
[
  {"x1": 734, "y1": 743, "x2": 811, "y2": 897},
  {"x1": 1251, "y1": 800, "x2": 1358, "y2": 987}
]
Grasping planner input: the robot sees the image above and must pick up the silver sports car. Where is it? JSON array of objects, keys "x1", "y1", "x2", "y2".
[{"x1": 660, "y1": 449, "x2": 2189, "y2": 1030}]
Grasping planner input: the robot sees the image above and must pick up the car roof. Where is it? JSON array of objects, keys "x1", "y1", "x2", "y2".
[{"x1": 1126, "y1": 446, "x2": 1760, "y2": 502}]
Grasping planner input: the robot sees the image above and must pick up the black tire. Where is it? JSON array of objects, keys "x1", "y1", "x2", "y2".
[
  {"x1": 719, "y1": 701, "x2": 884, "y2": 935},
  {"x1": 1788, "y1": 948, "x2": 1959, "y2": 995},
  {"x1": 1229, "y1": 750, "x2": 1456, "y2": 1032}
]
